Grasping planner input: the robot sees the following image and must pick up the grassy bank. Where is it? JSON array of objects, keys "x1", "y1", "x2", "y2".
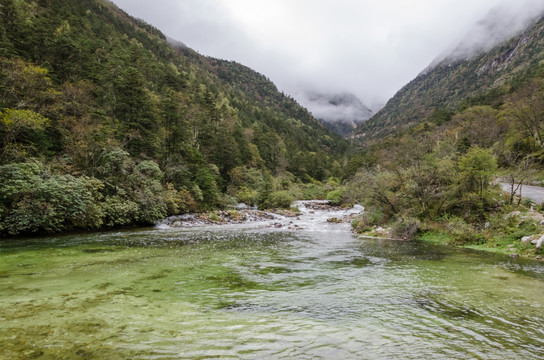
[{"x1": 354, "y1": 209, "x2": 544, "y2": 260}]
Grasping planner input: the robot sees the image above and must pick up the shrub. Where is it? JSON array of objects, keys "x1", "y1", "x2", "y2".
[
  {"x1": 290, "y1": 206, "x2": 301, "y2": 213},
  {"x1": 391, "y1": 217, "x2": 421, "y2": 241},
  {"x1": 351, "y1": 216, "x2": 367, "y2": 233},
  {"x1": 326, "y1": 188, "x2": 343, "y2": 206},
  {"x1": 302, "y1": 183, "x2": 327, "y2": 200},
  {"x1": 445, "y1": 217, "x2": 485, "y2": 245},
  {"x1": 1, "y1": 163, "x2": 105, "y2": 234},
  {"x1": 219, "y1": 193, "x2": 239, "y2": 209},
  {"x1": 102, "y1": 196, "x2": 140, "y2": 227},
  {"x1": 351, "y1": 207, "x2": 387, "y2": 233},
  {"x1": 266, "y1": 191, "x2": 294, "y2": 209},
  {"x1": 135, "y1": 160, "x2": 163, "y2": 180},
  {"x1": 227, "y1": 210, "x2": 240, "y2": 219},
  {"x1": 236, "y1": 186, "x2": 259, "y2": 206},
  {"x1": 134, "y1": 188, "x2": 169, "y2": 224},
  {"x1": 208, "y1": 213, "x2": 221, "y2": 222}
]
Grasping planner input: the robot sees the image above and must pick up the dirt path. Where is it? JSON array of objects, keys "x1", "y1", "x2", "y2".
[{"x1": 501, "y1": 183, "x2": 544, "y2": 204}]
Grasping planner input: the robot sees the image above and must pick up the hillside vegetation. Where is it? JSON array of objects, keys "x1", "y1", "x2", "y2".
[
  {"x1": 342, "y1": 15, "x2": 544, "y2": 257},
  {"x1": 0, "y1": 0, "x2": 348, "y2": 236}
]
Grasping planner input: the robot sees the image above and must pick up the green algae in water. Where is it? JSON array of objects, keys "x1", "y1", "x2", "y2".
[{"x1": 1, "y1": 227, "x2": 544, "y2": 359}]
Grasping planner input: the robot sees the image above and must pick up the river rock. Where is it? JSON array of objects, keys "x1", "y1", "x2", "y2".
[
  {"x1": 522, "y1": 236, "x2": 535, "y2": 244},
  {"x1": 536, "y1": 236, "x2": 544, "y2": 249}
]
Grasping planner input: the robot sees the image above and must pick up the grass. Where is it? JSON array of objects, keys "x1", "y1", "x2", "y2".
[
  {"x1": 417, "y1": 218, "x2": 544, "y2": 258},
  {"x1": 417, "y1": 229, "x2": 450, "y2": 246}
]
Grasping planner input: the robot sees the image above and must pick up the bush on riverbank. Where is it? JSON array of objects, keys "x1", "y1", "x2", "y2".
[
  {"x1": 444, "y1": 217, "x2": 485, "y2": 246},
  {"x1": 351, "y1": 207, "x2": 387, "y2": 233},
  {"x1": 0, "y1": 158, "x2": 344, "y2": 236},
  {"x1": 391, "y1": 217, "x2": 421, "y2": 241},
  {"x1": 0, "y1": 160, "x2": 195, "y2": 235}
]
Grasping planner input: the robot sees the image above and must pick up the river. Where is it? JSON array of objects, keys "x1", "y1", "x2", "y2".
[{"x1": 1, "y1": 201, "x2": 543, "y2": 359}]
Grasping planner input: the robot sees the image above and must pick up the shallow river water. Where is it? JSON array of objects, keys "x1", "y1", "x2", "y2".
[{"x1": 1, "y1": 202, "x2": 544, "y2": 359}]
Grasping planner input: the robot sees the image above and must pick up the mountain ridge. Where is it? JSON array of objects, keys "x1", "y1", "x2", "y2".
[{"x1": 353, "y1": 12, "x2": 544, "y2": 142}]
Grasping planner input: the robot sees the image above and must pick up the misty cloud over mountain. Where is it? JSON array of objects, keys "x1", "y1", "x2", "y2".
[
  {"x1": 298, "y1": 92, "x2": 373, "y2": 124},
  {"x1": 430, "y1": 0, "x2": 544, "y2": 68},
  {"x1": 113, "y1": 0, "x2": 544, "y2": 126},
  {"x1": 112, "y1": 0, "x2": 526, "y2": 114},
  {"x1": 296, "y1": 92, "x2": 374, "y2": 137}
]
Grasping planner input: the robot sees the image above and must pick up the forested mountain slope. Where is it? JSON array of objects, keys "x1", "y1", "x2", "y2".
[
  {"x1": 341, "y1": 12, "x2": 544, "y2": 257},
  {"x1": 353, "y1": 14, "x2": 544, "y2": 142},
  {"x1": 0, "y1": 0, "x2": 347, "y2": 235}
]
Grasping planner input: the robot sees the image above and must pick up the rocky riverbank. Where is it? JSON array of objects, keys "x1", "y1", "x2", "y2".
[{"x1": 155, "y1": 201, "x2": 363, "y2": 230}]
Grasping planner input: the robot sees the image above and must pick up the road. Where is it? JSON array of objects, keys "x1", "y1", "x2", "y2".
[{"x1": 500, "y1": 183, "x2": 544, "y2": 204}]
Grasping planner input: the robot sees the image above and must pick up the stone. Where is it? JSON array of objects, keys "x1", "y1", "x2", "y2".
[
  {"x1": 521, "y1": 236, "x2": 534, "y2": 244},
  {"x1": 536, "y1": 236, "x2": 544, "y2": 249}
]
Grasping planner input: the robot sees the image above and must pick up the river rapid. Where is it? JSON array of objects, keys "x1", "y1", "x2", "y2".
[{"x1": 1, "y1": 201, "x2": 544, "y2": 359}]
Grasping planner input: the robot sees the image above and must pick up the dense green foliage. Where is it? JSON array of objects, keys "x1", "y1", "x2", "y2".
[
  {"x1": 347, "y1": 62, "x2": 544, "y2": 251},
  {"x1": 0, "y1": 0, "x2": 348, "y2": 235}
]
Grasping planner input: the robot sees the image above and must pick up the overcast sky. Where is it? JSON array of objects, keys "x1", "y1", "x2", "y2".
[{"x1": 111, "y1": 0, "x2": 544, "y2": 110}]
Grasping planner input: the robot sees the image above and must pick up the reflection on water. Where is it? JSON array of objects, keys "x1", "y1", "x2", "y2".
[{"x1": 1, "y1": 202, "x2": 544, "y2": 359}]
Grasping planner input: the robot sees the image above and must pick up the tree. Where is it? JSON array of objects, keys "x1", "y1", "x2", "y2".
[
  {"x1": 458, "y1": 147, "x2": 497, "y2": 200},
  {"x1": 0, "y1": 58, "x2": 59, "y2": 113},
  {"x1": 453, "y1": 106, "x2": 504, "y2": 149},
  {"x1": 0, "y1": 108, "x2": 49, "y2": 161},
  {"x1": 0, "y1": 161, "x2": 104, "y2": 234},
  {"x1": 500, "y1": 150, "x2": 535, "y2": 206},
  {"x1": 114, "y1": 66, "x2": 160, "y2": 155},
  {"x1": 504, "y1": 80, "x2": 544, "y2": 150}
]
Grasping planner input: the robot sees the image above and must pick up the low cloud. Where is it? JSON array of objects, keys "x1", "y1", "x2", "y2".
[
  {"x1": 296, "y1": 92, "x2": 373, "y2": 124},
  {"x1": 433, "y1": 0, "x2": 544, "y2": 65},
  {"x1": 112, "y1": 0, "x2": 544, "y2": 109}
]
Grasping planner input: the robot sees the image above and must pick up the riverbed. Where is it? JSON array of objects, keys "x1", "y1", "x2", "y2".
[{"x1": 1, "y1": 201, "x2": 543, "y2": 359}]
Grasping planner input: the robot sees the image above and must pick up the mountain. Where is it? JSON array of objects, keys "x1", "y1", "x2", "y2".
[
  {"x1": 353, "y1": 10, "x2": 544, "y2": 143},
  {"x1": 0, "y1": 0, "x2": 348, "y2": 235},
  {"x1": 343, "y1": 8, "x2": 544, "y2": 253},
  {"x1": 298, "y1": 92, "x2": 373, "y2": 137}
]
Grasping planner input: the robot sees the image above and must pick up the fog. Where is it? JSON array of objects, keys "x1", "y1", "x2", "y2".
[
  {"x1": 296, "y1": 92, "x2": 373, "y2": 124},
  {"x1": 111, "y1": 0, "x2": 544, "y2": 117},
  {"x1": 432, "y1": 0, "x2": 544, "y2": 66}
]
